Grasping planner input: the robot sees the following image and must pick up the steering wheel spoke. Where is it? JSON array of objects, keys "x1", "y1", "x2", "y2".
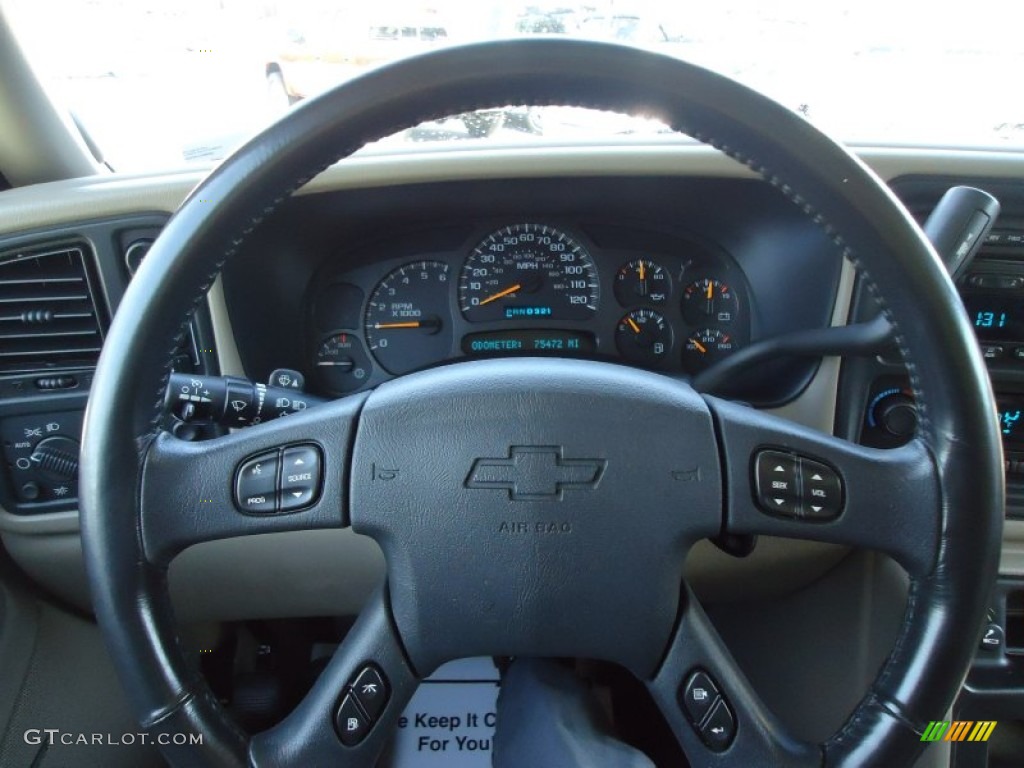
[
  {"x1": 648, "y1": 588, "x2": 820, "y2": 766},
  {"x1": 249, "y1": 586, "x2": 420, "y2": 768},
  {"x1": 140, "y1": 393, "x2": 366, "y2": 565},
  {"x1": 707, "y1": 395, "x2": 941, "y2": 577}
]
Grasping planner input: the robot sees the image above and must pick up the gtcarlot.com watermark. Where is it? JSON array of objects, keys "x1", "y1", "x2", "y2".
[{"x1": 24, "y1": 729, "x2": 203, "y2": 747}]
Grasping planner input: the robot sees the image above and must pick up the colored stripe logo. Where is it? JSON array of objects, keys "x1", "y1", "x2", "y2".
[{"x1": 921, "y1": 721, "x2": 997, "y2": 742}]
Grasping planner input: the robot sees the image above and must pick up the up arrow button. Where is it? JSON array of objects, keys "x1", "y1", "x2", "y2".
[{"x1": 279, "y1": 444, "x2": 322, "y2": 512}]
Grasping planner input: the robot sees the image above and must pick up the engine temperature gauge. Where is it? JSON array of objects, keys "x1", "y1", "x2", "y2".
[
  {"x1": 683, "y1": 328, "x2": 738, "y2": 373},
  {"x1": 682, "y1": 278, "x2": 738, "y2": 326},
  {"x1": 615, "y1": 309, "x2": 672, "y2": 366}
]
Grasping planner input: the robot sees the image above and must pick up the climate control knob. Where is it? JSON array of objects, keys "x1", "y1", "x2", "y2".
[{"x1": 874, "y1": 394, "x2": 919, "y2": 439}]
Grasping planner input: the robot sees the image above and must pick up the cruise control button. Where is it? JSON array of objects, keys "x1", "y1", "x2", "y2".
[
  {"x1": 235, "y1": 451, "x2": 279, "y2": 513},
  {"x1": 801, "y1": 459, "x2": 843, "y2": 519},
  {"x1": 700, "y1": 698, "x2": 736, "y2": 752},
  {"x1": 352, "y1": 666, "x2": 390, "y2": 722},
  {"x1": 681, "y1": 670, "x2": 719, "y2": 724},
  {"x1": 335, "y1": 693, "x2": 371, "y2": 746}
]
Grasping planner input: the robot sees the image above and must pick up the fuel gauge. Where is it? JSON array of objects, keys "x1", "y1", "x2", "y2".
[
  {"x1": 615, "y1": 309, "x2": 672, "y2": 366},
  {"x1": 314, "y1": 332, "x2": 372, "y2": 393}
]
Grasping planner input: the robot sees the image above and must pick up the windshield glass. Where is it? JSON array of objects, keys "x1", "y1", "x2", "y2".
[{"x1": 6, "y1": 0, "x2": 1024, "y2": 172}]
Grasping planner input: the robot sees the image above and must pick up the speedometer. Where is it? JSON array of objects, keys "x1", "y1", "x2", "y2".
[{"x1": 459, "y1": 224, "x2": 599, "y2": 322}]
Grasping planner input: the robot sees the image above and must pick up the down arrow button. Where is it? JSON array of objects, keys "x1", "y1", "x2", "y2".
[{"x1": 280, "y1": 444, "x2": 322, "y2": 511}]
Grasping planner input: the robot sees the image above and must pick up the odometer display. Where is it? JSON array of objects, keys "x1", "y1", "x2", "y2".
[
  {"x1": 462, "y1": 329, "x2": 596, "y2": 356},
  {"x1": 459, "y1": 224, "x2": 599, "y2": 322}
]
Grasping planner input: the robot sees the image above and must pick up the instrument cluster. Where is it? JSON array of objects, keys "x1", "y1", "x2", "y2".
[{"x1": 309, "y1": 222, "x2": 751, "y2": 395}]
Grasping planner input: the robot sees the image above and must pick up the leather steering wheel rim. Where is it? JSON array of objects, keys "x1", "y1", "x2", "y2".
[{"x1": 80, "y1": 39, "x2": 1004, "y2": 767}]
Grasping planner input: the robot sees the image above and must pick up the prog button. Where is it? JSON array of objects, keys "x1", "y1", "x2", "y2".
[{"x1": 235, "y1": 451, "x2": 279, "y2": 513}]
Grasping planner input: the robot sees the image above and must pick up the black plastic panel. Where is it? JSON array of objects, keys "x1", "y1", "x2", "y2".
[{"x1": 221, "y1": 176, "x2": 844, "y2": 407}]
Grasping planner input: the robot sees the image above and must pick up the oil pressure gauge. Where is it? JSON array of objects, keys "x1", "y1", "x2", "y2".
[{"x1": 614, "y1": 258, "x2": 670, "y2": 306}]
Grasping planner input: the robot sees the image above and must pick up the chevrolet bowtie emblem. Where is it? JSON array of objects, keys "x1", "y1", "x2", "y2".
[{"x1": 465, "y1": 446, "x2": 606, "y2": 501}]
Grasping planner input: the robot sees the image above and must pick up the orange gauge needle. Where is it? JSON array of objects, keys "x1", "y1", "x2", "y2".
[
  {"x1": 706, "y1": 281, "x2": 714, "y2": 300},
  {"x1": 627, "y1": 317, "x2": 642, "y2": 334},
  {"x1": 373, "y1": 321, "x2": 422, "y2": 329},
  {"x1": 478, "y1": 283, "x2": 522, "y2": 306},
  {"x1": 638, "y1": 261, "x2": 646, "y2": 281},
  {"x1": 691, "y1": 339, "x2": 708, "y2": 354}
]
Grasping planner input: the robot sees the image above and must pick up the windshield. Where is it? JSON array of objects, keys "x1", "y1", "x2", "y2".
[{"x1": 6, "y1": 0, "x2": 1024, "y2": 172}]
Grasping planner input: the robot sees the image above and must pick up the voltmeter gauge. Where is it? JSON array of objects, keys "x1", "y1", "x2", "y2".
[
  {"x1": 683, "y1": 328, "x2": 739, "y2": 373},
  {"x1": 682, "y1": 278, "x2": 738, "y2": 326},
  {"x1": 615, "y1": 309, "x2": 672, "y2": 366},
  {"x1": 314, "y1": 332, "x2": 372, "y2": 394}
]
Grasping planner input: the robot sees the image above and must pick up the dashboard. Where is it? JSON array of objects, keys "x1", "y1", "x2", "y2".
[
  {"x1": 222, "y1": 175, "x2": 844, "y2": 408},
  {"x1": 308, "y1": 219, "x2": 750, "y2": 395}
]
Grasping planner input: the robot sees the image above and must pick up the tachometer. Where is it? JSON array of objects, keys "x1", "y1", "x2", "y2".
[
  {"x1": 365, "y1": 260, "x2": 452, "y2": 375},
  {"x1": 459, "y1": 224, "x2": 599, "y2": 322}
]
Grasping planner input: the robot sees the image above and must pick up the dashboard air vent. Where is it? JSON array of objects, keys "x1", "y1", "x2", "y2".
[{"x1": 0, "y1": 244, "x2": 106, "y2": 373}]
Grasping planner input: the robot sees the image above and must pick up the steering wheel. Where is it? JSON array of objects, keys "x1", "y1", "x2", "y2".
[{"x1": 80, "y1": 39, "x2": 1003, "y2": 767}]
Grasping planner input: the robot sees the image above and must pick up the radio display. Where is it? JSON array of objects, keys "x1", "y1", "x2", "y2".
[
  {"x1": 462, "y1": 330, "x2": 596, "y2": 356},
  {"x1": 998, "y1": 398, "x2": 1024, "y2": 448},
  {"x1": 962, "y1": 294, "x2": 1024, "y2": 341}
]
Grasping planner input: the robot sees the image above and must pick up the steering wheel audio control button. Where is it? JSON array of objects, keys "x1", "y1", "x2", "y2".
[
  {"x1": 352, "y1": 665, "x2": 390, "y2": 721},
  {"x1": 754, "y1": 451, "x2": 800, "y2": 517},
  {"x1": 280, "y1": 445, "x2": 322, "y2": 512},
  {"x1": 335, "y1": 693, "x2": 371, "y2": 747},
  {"x1": 700, "y1": 698, "x2": 736, "y2": 752},
  {"x1": 235, "y1": 451, "x2": 279, "y2": 513},
  {"x1": 753, "y1": 450, "x2": 844, "y2": 521},
  {"x1": 801, "y1": 459, "x2": 843, "y2": 519},
  {"x1": 681, "y1": 669, "x2": 720, "y2": 724}
]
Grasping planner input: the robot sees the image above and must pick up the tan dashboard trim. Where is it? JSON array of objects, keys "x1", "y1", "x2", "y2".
[{"x1": 1, "y1": 144, "x2": 1023, "y2": 237}]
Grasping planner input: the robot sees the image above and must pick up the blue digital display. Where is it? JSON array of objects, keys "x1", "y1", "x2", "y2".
[
  {"x1": 998, "y1": 399, "x2": 1024, "y2": 446},
  {"x1": 462, "y1": 330, "x2": 596, "y2": 356},
  {"x1": 962, "y1": 295, "x2": 1023, "y2": 341},
  {"x1": 504, "y1": 306, "x2": 553, "y2": 319},
  {"x1": 975, "y1": 311, "x2": 1007, "y2": 329}
]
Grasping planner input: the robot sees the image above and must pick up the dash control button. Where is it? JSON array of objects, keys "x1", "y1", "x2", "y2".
[
  {"x1": 235, "y1": 451, "x2": 279, "y2": 513},
  {"x1": 335, "y1": 693, "x2": 371, "y2": 747},
  {"x1": 700, "y1": 699, "x2": 736, "y2": 752},
  {"x1": 352, "y1": 666, "x2": 390, "y2": 721},
  {"x1": 681, "y1": 670, "x2": 719, "y2": 724},
  {"x1": 280, "y1": 444, "x2": 322, "y2": 511}
]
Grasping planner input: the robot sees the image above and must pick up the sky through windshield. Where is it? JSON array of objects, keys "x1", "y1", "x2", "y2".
[{"x1": 5, "y1": 0, "x2": 1024, "y2": 171}]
